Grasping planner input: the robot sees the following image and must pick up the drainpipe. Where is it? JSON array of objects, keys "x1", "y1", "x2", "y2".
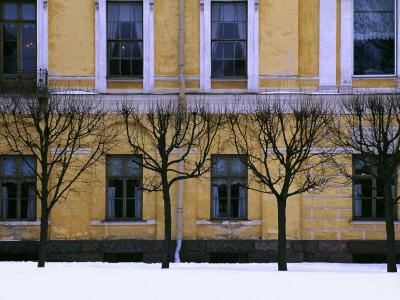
[{"x1": 175, "y1": 0, "x2": 185, "y2": 263}]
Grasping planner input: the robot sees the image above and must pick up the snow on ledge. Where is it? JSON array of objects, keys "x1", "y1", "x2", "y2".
[
  {"x1": 196, "y1": 220, "x2": 261, "y2": 226},
  {"x1": 0, "y1": 221, "x2": 49, "y2": 226}
]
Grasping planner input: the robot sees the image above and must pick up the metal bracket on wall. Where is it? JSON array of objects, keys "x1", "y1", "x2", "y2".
[
  {"x1": 150, "y1": 0, "x2": 154, "y2": 11},
  {"x1": 255, "y1": 0, "x2": 259, "y2": 11},
  {"x1": 95, "y1": 0, "x2": 99, "y2": 9},
  {"x1": 200, "y1": 0, "x2": 204, "y2": 11},
  {"x1": 43, "y1": 0, "x2": 48, "y2": 8}
]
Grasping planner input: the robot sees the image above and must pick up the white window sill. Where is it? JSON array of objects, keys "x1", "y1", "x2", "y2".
[
  {"x1": 196, "y1": 220, "x2": 261, "y2": 226},
  {"x1": 350, "y1": 220, "x2": 400, "y2": 225},
  {"x1": 352, "y1": 75, "x2": 397, "y2": 79},
  {"x1": 0, "y1": 221, "x2": 48, "y2": 226},
  {"x1": 90, "y1": 220, "x2": 156, "y2": 226}
]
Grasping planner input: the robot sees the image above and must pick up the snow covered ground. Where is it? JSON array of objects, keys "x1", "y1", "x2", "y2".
[{"x1": 0, "y1": 262, "x2": 399, "y2": 300}]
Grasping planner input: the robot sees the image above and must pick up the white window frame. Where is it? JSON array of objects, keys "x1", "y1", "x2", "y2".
[
  {"x1": 95, "y1": 0, "x2": 154, "y2": 93},
  {"x1": 37, "y1": 0, "x2": 48, "y2": 73},
  {"x1": 200, "y1": 0, "x2": 259, "y2": 92},
  {"x1": 340, "y1": 0, "x2": 400, "y2": 90}
]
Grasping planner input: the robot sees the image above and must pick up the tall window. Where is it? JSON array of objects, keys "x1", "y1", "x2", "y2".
[
  {"x1": 353, "y1": 0, "x2": 395, "y2": 75},
  {"x1": 0, "y1": 0, "x2": 36, "y2": 74},
  {"x1": 107, "y1": 156, "x2": 142, "y2": 219},
  {"x1": 353, "y1": 156, "x2": 396, "y2": 219},
  {"x1": 0, "y1": 156, "x2": 36, "y2": 220},
  {"x1": 107, "y1": 2, "x2": 143, "y2": 77},
  {"x1": 211, "y1": 2, "x2": 247, "y2": 77},
  {"x1": 211, "y1": 155, "x2": 247, "y2": 219}
]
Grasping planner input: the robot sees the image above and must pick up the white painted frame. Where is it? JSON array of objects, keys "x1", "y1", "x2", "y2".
[
  {"x1": 95, "y1": 0, "x2": 154, "y2": 93},
  {"x1": 37, "y1": 0, "x2": 48, "y2": 77},
  {"x1": 319, "y1": 0, "x2": 337, "y2": 91},
  {"x1": 200, "y1": 0, "x2": 259, "y2": 92}
]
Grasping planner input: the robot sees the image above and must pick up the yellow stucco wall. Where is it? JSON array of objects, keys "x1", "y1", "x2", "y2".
[
  {"x1": 48, "y1": 0, "x2": 95, "y2": 77},
  {"x1": 259, "y1": 0, "x2": 299, "y2": 76}
]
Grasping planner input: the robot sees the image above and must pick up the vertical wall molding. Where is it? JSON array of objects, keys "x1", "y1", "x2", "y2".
[
  {"x1": 340, "y1": 0, "x2": 352, "y2": 92},
  {"x1": 200, "y1": 0, "x2": 211, "y2": 92},
  {"x1": 143, "y1": 0, "x2": 154, "y2": 93},
  {"x1": 319, "y1": 0, "x2": 337, "y2": 91},
  {"x1": 95, "y1": 0, "x2": 107, "y2": 93},
  {"x1": 248, "y1": 0, "x2": 259, "y2": 93},
  {"x1": 37, "y1": 0, "x2": 49, "y2": 74}
]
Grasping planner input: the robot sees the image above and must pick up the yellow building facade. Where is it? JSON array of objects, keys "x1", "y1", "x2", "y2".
[{"x1": 0, "y1": 0, "x2": 399, "y2": 263}]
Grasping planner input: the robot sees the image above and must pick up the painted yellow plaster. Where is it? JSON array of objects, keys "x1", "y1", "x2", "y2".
[
  {"x1": 184, "y1": 0, "x2": 200, "y2": 76},
  {"x1": 49, "y1": 80, "x2": 95, "y2": 89},
  {"x1": 298, "y1": 0, "x2": 319, "y2": 76},
  {"x1": 352, "y1": 78, "x2": 398, "y2": 89},
  {"x1": 259, "y1": 0, "x2": 299, "y2": 76},
  {"x1": 107, "y1": 81, "x2": 143, "y2": 90},
  {"x1": 211, "y1": 80, "x2": 247, "y2": 90},
  {"x1": 154, "y1": 80, "x2": 180, "y2": 89},
  {"x1": 48, "y1": 0, "x2": 95, "y2": 76}
]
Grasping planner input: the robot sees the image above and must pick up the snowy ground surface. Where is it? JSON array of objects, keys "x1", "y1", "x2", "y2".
[{"x1": 0, "y1": 262, "x2": 399, "y2": 300}]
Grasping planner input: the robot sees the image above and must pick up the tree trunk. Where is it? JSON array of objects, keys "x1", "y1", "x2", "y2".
[
  {"x1": 277, "y1": 199, "x2": 287, "y2": 271},
  {"x1": 38, "y1": 206, "x2": 49, "y2": 268},
  {"x1": 384, "y1": 182, "x2": 397, "y2": 272},
  {"x1": 162, "y1": 183, "x2": 172, "y2": 269}
]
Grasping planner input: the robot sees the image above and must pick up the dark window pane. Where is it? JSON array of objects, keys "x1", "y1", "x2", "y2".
[
  {"x1": 109, "y1": 42, "x2": 119, "y2": 57},
  {"x1": 22, "y1": 41, "x2": 36, "y2": 57},
  {"x1": 212, "y1": 22, "x2": 223, "y2": 39},
  {"x1": 223, "y1": 4, "x2": 234, "y2": 21},
  {"x1": 132, "y1": 22, "x2": 142, "y2": 40},
  {"x1": 109, "y1": 179, "x2": 123, "y2": 198},
  {"x1": 224, "y1": 42, "x2": 234, "y2": 58},
  {"x1": 109, "y1": 59, "x2": 120, "y2": 75},
  {"x1": 132, "y1": 4, "x2": 142, "y2": 21},
  {"x1": 231, "y1": 179, "x2": 245, "y2": 198},
  {"x1": 236, "y1": 23, "x2": 246, "y2": 39},
  {"x1": 376, "y1": 197, "x2": 385, "y2": 218},
  {"x1": 131, "y1": 59, "x2": 143, "y2": 76},
  {"x1": 224, "y1": 23, "x2": 235, "y2": 39},
  {"x1": 3, "y1": 157, "x2": 16, "y2": 175},
  {"x1": 126, "y1": 179, "x2": 140, "y2": 198},
  {"x1": 127, "y1": 157, "x2": 141, "y2": 176},
  {"x1": 235, "y1": 42, "x2": 246, "y2": 58},
  {"x1": 120, "y1": 22, "x2": 131, "y2": 39},
  {"x1": 132, "y1": 42, "x2": 142, "y2": 58},
  {"x1": 218, "y1": 198, "x2": 227, "y2": 218},
  {"x1": 354, "y1": 0, "x2": 394, "y2": 12},
  {"x1": 108, "y1": 4, "x2": 119, "y2": 21},
  {"x1": 108, "y1": 157, "x2": 123, "y2": 175},
  {"x1": 2, "y1": 180, "x2": 17, "y2": 198},
  {"x1": 354, "y1": 39, "x2": 394, "y2": 75},
  {"x1": 121, "y1": 42, "x2": 131, "y2": 58},
  {"x1": 126, "y1": 198, "x2": 135, "y2": 218},
  {"x1": 22, "y1": 157, "x2": 35, "y2": 176},
  {"x1": 354, "y1": 158, "x2": 373, "y2": 175},
  {"x1": 108, "y1": 22, "x2": 119, "y2": 39},
  {"x1": 3, "y1": 3, "x2": 17, "y2": 20},
  {"x1": 121, "y1": 60, "x2": 131, "y2": 75},
  {"x1": 212, "y1": 60, "x2": 223, "y2": 77},
  {"x1": 22, "y1": 24, "x2": 36, "y2": 40},
  {"x1": 213, "y1": 157, "x2": 227, "y2": 175},
  {"x1": 4, "y1": 24, "x2": 17, "y2": 40},
  {"x1": 120, "y1": 4, "x2": 131, "y2": 21},
  {"x1": 114, "y1": 199, "x2": 123, "y2": 218},
  {"x1": 22, "y1": 3, "x2": 36, "y2": 20},
  {"x1": 213, "y1": 179, "x2": 228, "y2": 198},
  {"x1": 223, "y1": 60, "x2": 234, "y2": 76},
  {"x1": 22, "y1": 58, "x2": 35, "y2": 72},
  {"x1": 4, "y1": 58, "x2": 17, "y2": 74},
  {"x1": 21, "y1": 181, "x2": 35, "y2": 199},
  {"x1": 4, "y1": 41, "x2": 17, "y2": 57},
  {"x1": 231, "y1": 198, "x2": 239, "y2": 218},
  {"x1": 235, "y1": 60, "x2": 246, "y2": 76},
  {"x1": 361, "y1": 198, "x2": 373, "y2": 218},
  {"x1": 211, "y1": 42, "x2": 223, "y2": 58},
  {"x1": 212, "y1": 4, "x2": 223, "y2": 21},
  {"x1": 235, "y1": 4, "x2": 246, "y2": 21}
]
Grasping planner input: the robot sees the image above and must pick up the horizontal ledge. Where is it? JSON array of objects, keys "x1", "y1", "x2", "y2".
[
  {"x1": 0, "y1": 221, "x2": 49, "y2": 226},
  {"x1": 196, "y1": 220, "x2": 261, "y2": 226},
  {"x1": 90, "y1": 220, "x2": 156, "y2": 226},
  {"x1": 350, "y1": 220, "x2": 400, "y2": 225}
]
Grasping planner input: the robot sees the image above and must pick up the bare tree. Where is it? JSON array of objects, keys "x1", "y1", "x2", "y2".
[
  {"x1": 227, "y1": 98, "x2": 333, "y2": 271},
  {"x1": 332, "y1": 93, "x2": 400, "y2": 273},
  {"x1": 121, "y1": 100, "x2": 224, "y2": 269},
  {"x1": 0, "y1": 90, "x2": 115, "y2": 267}
]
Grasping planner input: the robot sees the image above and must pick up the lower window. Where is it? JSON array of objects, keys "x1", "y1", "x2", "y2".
[
  {"x1": 211, "y1": 155, "x2": 247, "y2": 219},
  {"x1": 106, "y1": 155, "x2": 142, "y2": 219},
  {"x1": 353, "y1": 155, "x2": 397, "y2": 219},
  {"x1": 0, "y1": 156, "x2": 36, "y2": 220}
]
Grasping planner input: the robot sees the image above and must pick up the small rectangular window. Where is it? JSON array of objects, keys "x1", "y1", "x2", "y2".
[
  {"x1": 0, "y1": 156, "x2": 36, "y2": 220},
  {"x1": 211, "y1": 155, "x2": 247, "y2": 219},
  {"x1": 352, "y1": 155, "x2": 397, "y2": 220},
  {"x1": 353, "y1": 0, "x2": 395, "y2": 75},
  {"x1": 211, "y1": 2, "x2": 247, "y2": 77},
  {"x1": 0, "y1": 0, "x2": 36, "y2": 74},
  {"x1": 106, "y1": 155, "x2": 142, "y2": 219},
  {"x1": 107, "y1": 2, "x2": 143, "y2": 77}
]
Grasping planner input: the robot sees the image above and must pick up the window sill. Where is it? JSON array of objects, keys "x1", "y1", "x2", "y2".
[
  {"x1": 350, "y1": 220, "x2": 400, "y2": 225},
  {"x1": 352, "y1": 75, "x2": 397, "y2": 79},
  {"x1": 196, "y1": 220, "x2": 261, "y2": 226},
  {"x1": 211, "y1": 77, "x2": 247, "y2": 81},
  {"x1": 90, "y1": 220, "x2": 156, "y2": 226},
  {"x1": 106, "y1": 77, "x2": 143, "y2": 82},
  {"x1": 0, "y1": 220, "x2": 48, "y2": 226}
]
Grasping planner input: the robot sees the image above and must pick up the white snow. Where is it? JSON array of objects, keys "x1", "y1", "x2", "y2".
[{"x1": 0, "y1": 262, "x2": 399, "y2": 300}]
